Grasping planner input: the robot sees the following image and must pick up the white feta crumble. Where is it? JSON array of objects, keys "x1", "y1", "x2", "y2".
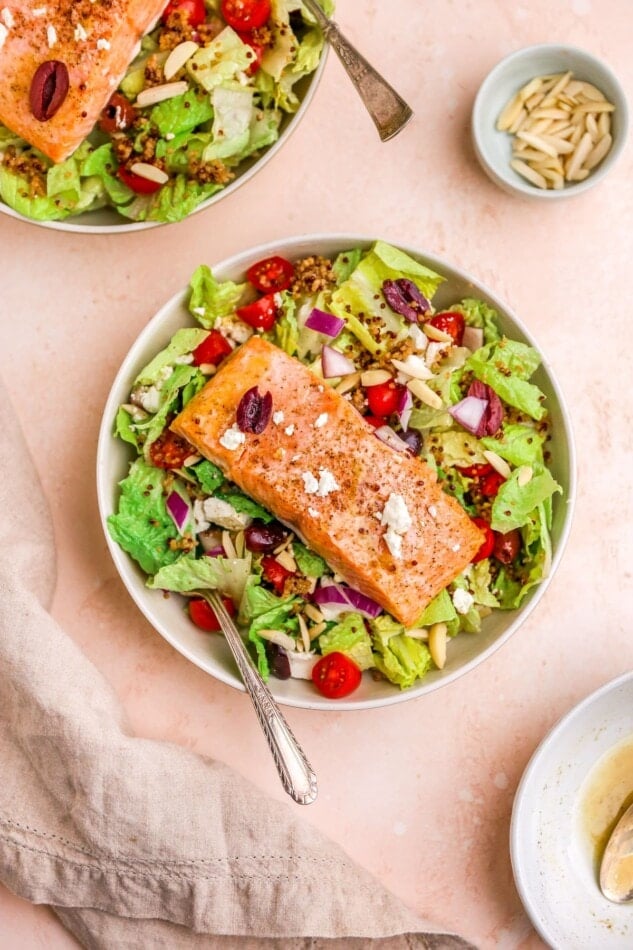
[
  {"x1": 379, "y1": 492, "x2": 412, "y2": 560},
  {"x1": 46, "y1": 24, "x2": 57, "y2": 47},
  {"x1": 285, "y1": 424, "x2": 295, "y2": 436},
  {"x1": 383, "y1": 528, "x2": 403, "y2": 560},
  {"x1": 272, "y1": 411, "x2": 285, "y2": 425},
  {"x1": 215, "y1": 315, "x2": 252, "y2": 345},
  {"x1": 74, "y1": 22, "x2": 88, "y2": 41},
  {"x1": 301, "y1": 471, "x2": 319, "y2": 495},
  {"x1": 192, "y1": 306, "x2": 206, "y2": 317},
  {"x1": 313, "y1": 412, "x2": 328, "y2": 428},
  {"x1": 0, "y1": 7, "x2": 14, "y2": 28},
  {"x1": 96, "y1": 37, "x2": 111, "y2": 50},
  {"x1": 164, "y1": 132, "x2": 175, "y2": 141},
  {"x1": 194, "y1": 497, "x2": 251, "y2": 533},
  {"x1": 134, "y1": 386, "x2": 160, "y2": 414},
  {"x1": 408, "y1": 323, "x2": 428, "y2": 352},
  {"x1": 219, "y1": 424, "x2": 246, "y2": 451},
  {"x1": 287, "y1": 650, "x2": 318, "y2": 680},
  {"x1": 315, "y1": 467, "x2": 339, "y2": 497},
  {"x1": 452, "y1": 588, "x2": 475, "y2": 615},
  {"x1": 0, "y1": 22, "x2": 7, "y2": 47},
  {"x1": 173, "y1": 353, "x2": 194, "y2": 365},
  {"x1": 157, "y1": 365, "x2": 174, "y2": 386}
]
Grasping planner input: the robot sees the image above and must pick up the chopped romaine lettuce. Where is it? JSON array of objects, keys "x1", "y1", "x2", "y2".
[
  {"x1": 481, "y1": 422, "x2": 545, "y2": 467},
  {"x1": 466, "y1": 338, "x2": 547, "y2": 421},
  {"x1": 490, "y1": 463, "x2": 562, "y2": 533},
  {"x1": 216, "y1": 491, "x2": 274, "y2": 523},
  {"x1": 372, "y1": 632, "x2": 432, "y2": 689},
  {"x1": 453, "y1": 298, "x2": 502, "y2": 344},
  {"x1": 150, "y1": 89, "x2": 213, "y2": 138},
  {"x1": 293, "y1": 542, "x2": 327, "y2": 578},
  {"x1": 318, "y1": 613, "x2": 373, "y2": 670},
  {"x1": 417, "y1": 589, "x2": 458, "y2": 627},
  {"x1": 134, "y1": 328, "x2": 208, "y2": 385},
  {"x1": 114, "y1": 407, "x2": 141, "y2": 449},
  {"x1": 191, "y1": 460, "x2": 224, "y2": 495},
  {"x1": 188, "y1": 265, "x2": 246, "y2": 327},
  {"x1": 148, "y1": 553, "x2": 253, "y2": 604},
  {"x1": 187, "y1": 27, "x2": 253, "y2": 91}
]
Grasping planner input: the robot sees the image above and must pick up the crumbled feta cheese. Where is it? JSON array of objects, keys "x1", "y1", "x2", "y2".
[
  {"x1": 1, "y1": 7, "x2": 14, "y2": 28},
  {"x1": 196, "y1": 497, "x2": 252, "y2": 532},
  {"x1": 428, "y1": 504, "x2": 437, "y2": 519},
  {"x1": 173, "y1": 353, "x2": 194, "y2": 365},
  {"x1": 307, "y1": 507, "x2": 318, "y2": 518},
  {"x1": 74, "y1": 22, "x2": 88, "y2": 41},
  {"x1": 192, "y1": 306, "x2": 206, "y2": 317},
  {"x1": 301, "y1": 472, "x2": 319, "y2": 495},
  {"x1": 215, "y1": 315, "x2": 252, "y2": 345},
  {"x1": 408, "y1": 323, "x2": 428, "y2": 352},
  {"x1": 452, "y1": 588, "x2": 475, "y2": 615},
  {"x1": 157, "y1": 365, "x2": 174, "y2": 386},
  {"x1": 313, "y1": 412, "x2": 328, "y2": 428},
  {"x1": 425, "y1": 341, "x2": 451, "y2": 368},
  {"x1": 272, "y1": 411, "x2": 285, "y2": 425},
  {"x1": 315, "y1": 468, "x2": 339, "y2": 497},
  {"x1": 285, "y1": 424, "x2": 295, "y2": 436},
  {"x1": 134, "y1": 386, "x2": 160, "y2": 414},
  {"x1": 46, "y1": 24, "x2": 56, "y2": 46},
  {"x1": 379, "y1": 492, "x2": 412, "y2": 560},
  {"x1": 164, "y1": 132, "x2": 175, "y2": 141},
  {"x1": 97, "y1": 37, "x2": 111, "y2": 50},
  {"x1": 384, "y1": 527, "x2": 403, "y2": 560},
  {"x1": 0, "y1": 22, "x2": 7, "y2": 47},
  {"x1": 287, "y1": 650, "x2": 318, "y2": 679},
  {"x1": 219, "y1": 424, "x2": 246, "y2": 451}
]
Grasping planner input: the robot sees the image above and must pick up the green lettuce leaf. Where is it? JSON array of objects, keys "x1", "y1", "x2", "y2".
[
  {"x1": 273, "y1": 292, "x2": 299, "y2": 355},
  {"x1": 215, "y1": 491, "x2": 274, "y2": 523},
  {"x1": 469, "y1": 561, "x2": 500, "y2": 608},
  {"x1": 293, "y1": 542, "x2": 327, "y2": 578},
  {"x1": 148, "y1": 552, "x2": 252, "y2": 603},
  {"x1": 187, "y1": 26, "x2": 252, "y2": 91},
  {"x1": 491, "y1": 463, "x2": 562, "y2": 533},
  {"x1": 203, "y1": 87, "x2": 253, "y2": 162},
  {"x1": 190, "y1": 460, "x2": 224, "y2": 494},
  {"x1": 424, "y1": 430, "x2": 488, "y2": 468},
  {"x1": 246, "y1": 593, "x2": 299, "y2": 680},
  {"x1": 332, "y1": 248, "x2": 362, "y2": 284},
  {"x1": 150, "y1": 89, "x2": 214, "y2": 137},
  {"x1": 0, "y1": 164, "x2": 75, "y2": 221},
  {"x1": 372, "y1": 632, "x2": 432, "y2": 689},
  {"x1": 240, "y1": 584, "x2": 296, "y2": 624},
  {"x1": 114, "y1": 407, "x2": 141, "y2": 449},
  {"x1": 318, "y1": 613, "x2": 373, "y2": 670},
  {"x1": 453, "y1": 298, "x2": 501, "y2": 344},
  {"x1": 466, "y1": 338, "x2": 546, "y2": 421},
  {"x1": 181, "y1": 369, "x2": 207, "y2": 405},
  {"x1": 107, "y1": 459, "x2": 180, "y2": 575},
  {"x1": 417, "y1": 589, "x2": 458, "y2": 627},
  {"x1": 188, "y1": 264, "x2": 246, "y2": 327},
  {"x1": 133, "y1": 363, "x2": 199, "y2": 457},
  {"x1": 80, "y1": 144, "x2": 135, "y2": 205},
  {"x1": 134, "y1": 328, "x2": 208, "y2": 385},
  {"x1": 117, "y1": 174, "x2": 222, "y2": 223},
  {"x1": 481, "y1": 422, "x2": 545, "y2": 467}
]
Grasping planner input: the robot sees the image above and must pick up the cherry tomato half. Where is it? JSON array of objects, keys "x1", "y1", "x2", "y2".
[
  {"x1": 98, "y1": 92, "x2": 137, "y2": 134},
  {"x1": 236, "y1": 293, "x2": 279, "y2": 331},
  {"x1": 471, "y1": 516, "x2": 495, "y2": 562},
  {"x1": 246, "y1": 255, "x2": 294, "y2": 293},
  {"x1": 118, "y1": 166, "x2": 163, "y2": 195},
  {"x1": 237, "y1": 31, "x2": 266, "y2": 75},
  {"x1": 493, "y1": 529, "x2": 521, "y2": 565},
  {"x1": 149, "y1": 429, "x2": 193, "y2": 469},
  {"x1": 162, "y1": 0, "x2": 206, "y2": 26},
  {"x1": 457, "y1": 463, "x2": 494, "y2": 479},
  {"x1": 480, "y1": 470, "x2": 506, "y2": 498},
  {"x1": 365, "y1": 379, "x2": 403, "y2": 418},
  {"x1": 192, "y1": 330, "x2": 233, "y2": 366},
  {"x1": 363, "y1": 414, "x2": 384, "y2": 428},
  {"x1": 221, "y1": 0, "x2": 271, "y2": 31},
  {"x1": 429, "y1": 311, "x2": 465, "y2": 345},
  {"x1": 188, "y1": 596, "x2": 236, "y2": 632},
  {"x1": 261, "y1": 555, "x2": 294, "y2": 594},
  {"x1": 311, "y1": 652, "x2": 362, "y2": 699}
]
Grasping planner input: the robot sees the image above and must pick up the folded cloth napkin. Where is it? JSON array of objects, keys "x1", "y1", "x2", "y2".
[{"x1": 0, "y1": 379, "x2": 475, "y2": 950}]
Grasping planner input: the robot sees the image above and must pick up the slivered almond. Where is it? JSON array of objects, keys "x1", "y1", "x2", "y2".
[
  {"x1": 360, "y1": 369, "x2": 391, "y2": 386},
  {"x1": 548, "y1": 70, "x2": 573, "y2": 99},
  {"x1": 183, "y1": 453, "x2": 201, "y2": 466},
  {"x1": 584, "y1": 133, "x2": 612, "y2": 170},
  {"x1": 407, "y1": 378, "x2": 443, "y2": 409},
  {"x1": 568, "y1": 168, "x2": 590, "y2": 182},
  {"x1": 531, "y1": 107, "x2": 569, "y2": 120},
  {"x1": 221, "y1": 530, "x2": 236, "y2": 559},
  {"x1": 527, "y1": 118, "x2": 553, "y2": 136},
  {"x1": 536, "y1": 166, "x2": 564, "y2": 189},
  {"x1": 598, "y1": 112, "x2": 611, "y2": 136},
  {"x1": 405, "y1": 627, "x2": 429, "y2": 640},
  {"x1": 508, "y1": 107, "x2": 528, "y2": 134},
  {"x1": 515, "y1": 130, "x2": 558, "y2": 157},
  {"x1": 304, "y1": 604, "x2": 324, "y2": 624},
  {"x1": 429, "y1": 622, "x2": 448, "y2": 670},
  {"x1": 198, "y1": 363, "x2": 217, "y2": 375},
  {"x1": 297, "y1": 614, "x2": 311, "y2": 653},
  {"x1": 136, "y1": 80, "x2": 188, "y2": 107},
  {"x1": 510, "y1": 159, "x2": 547, "y2": 189},
  {"x1": 391, "y1": 355, "x2": 434, "y2": 380},
  {"x1": 565, "y1": 131, "x2": 593, "y2": 180},
  {"x1": 482, "y1": 450, "x2": 512, "y2": 478},
  {"x1": 585, "y1": 113, "x2": 599, "y2": 141},
  {"x1": 517, "y1": 465, "x2": 533, "y2": 487},
  {"x1": 163, "y1": 40, "x2": 198, "y2": 80},
  {"x1": 574, "y1": 100, "x2": 615, "y2": 114},
  {"x1": 518, "y1": 77, "x2": 543, "y2": 101},
  {"x1": 513, "y1": 146, "x2": 554, "y2": 163},
  {"x1": 129, "y1": 162, "x2": 169, "y2": 184},
  {"x1": 275, "y1": 549, "x2": 297, "y2": 572},
  {"x1": 524, "y1": 91, "x2": 545, "y2": 111},
  {"x1": 258, "y1": 629, "x2": 297, "y2": 651},
  {"x1": 576, "y1": 80, "x2": 607, "y2": 101},
  {"x1": 309, "y1": 622, "x2": 326, "y2": 641},
  {"x1": 497, "y1": 94, "x2": 524, "y2": 131},
  {"x1": 335, "y1": 372, "x2": 360, "y2": 395},
  {"x1": 423, "y1": 324, "x2": 453, "y2": 343},
  {"x1": 540, "y1": 134, "x2": 575, "y2": 154}
]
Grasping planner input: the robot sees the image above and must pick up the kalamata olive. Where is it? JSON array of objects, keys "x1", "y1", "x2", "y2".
[
  {"x1": 237, "y1": 386, "x2": 273, "y2": 434},
  {"x1": 382, "y1": 278, "x2": 430, "y2": 322},
  {"x1": 493, "y1": 528, "x2": 521, "y2": 564},
  {"x1": 468, "y1": 380, "x2": 504, "y2": 437},
  {"x1": 266, "y1": 642, "x2": 291, "y2": 679},
  {"x1": 98, "y1": 92, "x2": 137, "y2": 134},
  {"x1": 244, "y1": 519, "x2": 287, "y2": 553},
  {"x1": 30, "y1": 60, "x2": 69, "y2": 121},
  {"x1": 401, "y1": 429, "x2": 422, "y2": 455}
]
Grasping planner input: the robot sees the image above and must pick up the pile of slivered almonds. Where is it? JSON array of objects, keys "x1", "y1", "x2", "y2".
[{"x1": 497, "y1": 71, "x2": 615, "y2": 190}]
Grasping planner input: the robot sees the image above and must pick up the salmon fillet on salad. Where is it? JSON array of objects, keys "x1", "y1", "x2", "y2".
[
  {"x1": 172, "y1": 336, "x2": 484, "y2": 627},
  {"x1": 0, "y1": 0, "x2": 166, "y2": 163}
]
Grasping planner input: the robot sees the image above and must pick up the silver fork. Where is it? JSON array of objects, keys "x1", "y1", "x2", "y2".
[
  {"x1": 302, "y1": 0, "x2": 413, "y2": 141},
  {"x1": 194, "y1": 590, "x2": 318, "y2": 805}
]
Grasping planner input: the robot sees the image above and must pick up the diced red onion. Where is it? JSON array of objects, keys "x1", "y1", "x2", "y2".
[
  {"x1": 306, "y1": 308, "x2": 346, "y2": 337},
  {"x1": 205, "y1": 546, "x2": 225, "y2": 558},
  {"x1": 448, "y1": 396, "x2": 488, "y2": 435},
  {"x1": 313, "y1": 582, "x2": 382, "y2": 619},
  {"x1": 374, "y1": 424, "x2": 410, "y2": 453},
  {"x1": 166, "y1": 490, "x2": 190, "y2": 534},
  {"x1": 462, "y1": 326, "x2": 484, "y2": 352},
  {"x1": 468, "y1": 381, "x2": 504, "y2": 436},
  {"x1": 396, "y1": 386, "x2": 413, "y2": 431},
  {"x1": 321, "y1": 344, "x2": 356, "y2": 378}
]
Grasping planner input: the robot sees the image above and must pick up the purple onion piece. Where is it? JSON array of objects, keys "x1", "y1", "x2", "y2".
[
  {"x1": 448, "y1": 396, "x2": 488, "y2": 435},
  {"x1": 166, "y1": 490, "x2": 190, "y2": 534},
  {"x1": 374, "y1": 424, "x2": 410, "y2": 453},
  {"x1": 382, "y1": 278, "x2": 430, "y2": 323},
  {"x1": 313, "y1": 581, "x2": 383, "y2": 619},
  {"x1": 305, "y1": 308, "x2": 346, "y2": 337},
  {"x1": 237, "y1": 386, "x2": 273, "y2": 434},
  {"x1": 468, "y1": 381, "x2": 504, "y2": 436}
]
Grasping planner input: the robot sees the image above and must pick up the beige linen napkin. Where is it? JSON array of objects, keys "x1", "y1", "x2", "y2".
[{"x1": 0, "y1": 379, "x2": 475, "y2": 950}]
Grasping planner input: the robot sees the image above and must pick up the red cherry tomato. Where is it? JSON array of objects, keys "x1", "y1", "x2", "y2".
[
  {"x1": 480, "y1": 470, "x2": 506, "y2": 497},
  {"x1": 98, "y1": 92, "x2": 137, "y2": 134},
  {"x1": 221, "y1": 0, "x2": 271, "y2": 31},
  {"x1": 118, "y1": 166, "x2": 163, "y2": 195},
  {"x1": 236, "y1": 293, "x2": 279, "y2": 331},
  {"x1": 429, "y1": 311, "x2": 465, "y2": 345},
  {"x1": 311, "y1": 652, "x2": 362, "y2": 699},
  {"x1": 363, "y1": 415, "x2": 384, "y2": 428},
  {"x1": 237, "y1": 31, "x2": 265, "y2": 75},
  {"x1": 162, "y1": 0, "x2": 206, "y2": 26},
  {"x1": 246, "y1": 255, "x2": 294, "y2": 293},
  {"x1": 365, "y1": 379, "x2": 402, "y2": 418},
  {"x1": 188, "y1": 596, "x2": 236, "y2": 632},
  {"x1": 471, "y1": 517, "x2": 495, "y2": 562},
  {"x1": 493, "y1": 529, "x2": 521, "y2": 565},
  {"x1": 192, "y1": 330, "x2": 233, "y2": 366},
  {"x1": 149, "y1": 429, "x2": 193, "y2": 469},
  {"x1": 457, "y1": 463, "x2": 494, "y2": 478},
  {"x1": 261, "y1": 555, "x2": 294, "y2": 595}
]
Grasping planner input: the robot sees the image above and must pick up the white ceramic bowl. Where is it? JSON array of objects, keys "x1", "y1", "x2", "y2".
[
  {"x1": 472, "y1": 44, "x2": 629, "y2": 200},
  {"x1": 511, "y1": 671, "x2": 633, "y2": 949},
  {"x1": 96, "y1": 234, "x2": 576, "y2": 710},
  {"x1": 0, "y1": 50, "x2": 327, "y2": 234}
]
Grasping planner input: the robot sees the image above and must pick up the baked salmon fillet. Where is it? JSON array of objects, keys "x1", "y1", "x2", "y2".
[
  {"x1": 172, "y1": 337, "x2": 483, "y2": 627},
  {"x1": 0, "y1": 0, "x2": 166, "y2": 163}
]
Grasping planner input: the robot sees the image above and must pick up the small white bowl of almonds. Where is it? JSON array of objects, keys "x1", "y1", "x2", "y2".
[{"x1": 472, "y1": 44, "x2": 628, "y2": 199}]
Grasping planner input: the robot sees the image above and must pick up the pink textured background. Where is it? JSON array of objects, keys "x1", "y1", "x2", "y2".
[{"x1": 1, "y1": 1, "x2": 632, "y2": 946}]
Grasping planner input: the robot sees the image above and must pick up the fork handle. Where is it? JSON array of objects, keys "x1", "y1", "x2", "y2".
[
  {"x1": 303, "y1": 0, "x2": 413, "y2": 141},
  {"x1": 208, "y1": 593, "x2": 318, "y2": 806}
]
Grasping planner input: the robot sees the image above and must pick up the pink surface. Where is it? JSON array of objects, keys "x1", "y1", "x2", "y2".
[{"x1": 1, "y1": 1, "x2": 632, "y2": 947}]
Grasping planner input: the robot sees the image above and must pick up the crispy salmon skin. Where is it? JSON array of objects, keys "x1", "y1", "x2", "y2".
[
  {"x1": 0, "y1": 0, "x2": 166, "y2": 163},
  {"x1": 172, "y1": 337, "x2": 483, "y2": 627}
]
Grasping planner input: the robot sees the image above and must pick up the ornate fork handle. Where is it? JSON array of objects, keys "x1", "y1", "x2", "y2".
[
  {"x1": 201, "y1": 591, "x2": 318, "y2": 806},
  {"x1": 302, "y1": 0, "x2": 413, "y2": 142}
]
